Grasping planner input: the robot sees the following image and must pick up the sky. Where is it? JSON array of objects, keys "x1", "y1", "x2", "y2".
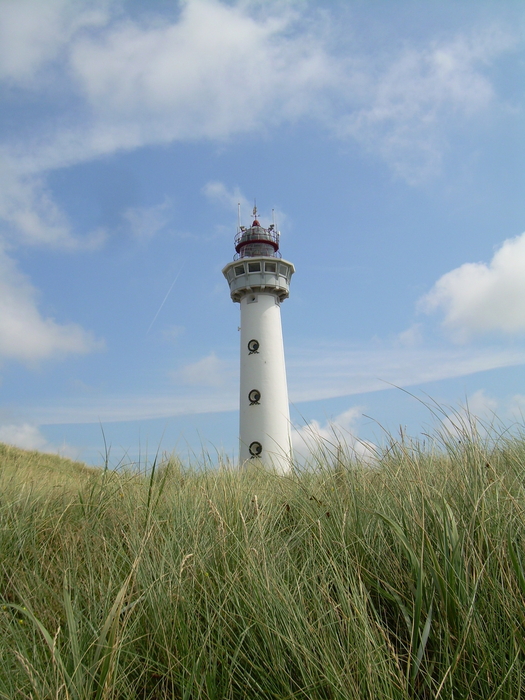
[{"x1": 0, "y1": 0, "x2": 524, "y2": 466}]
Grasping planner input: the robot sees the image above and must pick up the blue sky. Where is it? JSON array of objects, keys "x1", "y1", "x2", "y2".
[{"x1": 0, "y1": 0, "x2": 524, "y2": 465}]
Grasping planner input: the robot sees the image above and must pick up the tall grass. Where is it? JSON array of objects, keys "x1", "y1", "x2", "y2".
[{"x1": 1, "y1": 419, "x2": 524, "y2": 699}]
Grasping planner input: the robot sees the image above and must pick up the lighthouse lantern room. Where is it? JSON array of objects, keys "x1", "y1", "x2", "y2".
[{"x1": 223, "y1": 207, "x2": 295, "y2": 474}]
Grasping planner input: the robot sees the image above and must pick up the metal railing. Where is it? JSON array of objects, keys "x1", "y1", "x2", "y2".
[
  {"x1": 234, "y1": 228, "x2": 280, "y2": 249},
  {"x1": 234, "y1": 249, "x2": 282, "y2": 261}
]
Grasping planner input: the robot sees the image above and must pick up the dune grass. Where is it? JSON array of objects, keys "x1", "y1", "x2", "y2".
[
  {"x1": 1, "y1": 420, "x2": 525, "y2": 699},
  {"x1": 0, "y1": 442, "x2": 97, "y2": 489}
]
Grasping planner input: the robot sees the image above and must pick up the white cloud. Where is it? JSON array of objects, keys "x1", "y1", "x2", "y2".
[
  {"x1": 0, "y1": 0, "x2": 108, "y2": 84},
  {"x1": 0, "y1": 421, "x2": 77, "y2": 458},
  {"x1": 203, "y1": 181, "x2": 288, "y2": 233},
  {"x1": 396, "y1": 323, "x2": 423, "y2": 348},
  {"x1": 203, "y1": 181, "x2": 251, "y2": 217},
  {"x1": 68, "y1": 0, "x2": 334, "y2": 143},
  {"x1": 420, "y1": 232, "x2": 525, "y2": 341},
  {"x1": 0, "y1": 0, "x2": 339, "y2": 180},
  {"x1": 287, "y1": 342, "x2": 525, "y2": 404},
  {"x1": 0, "y1": 247, "x2": 104, "y2": 364},
  {"x1": 0, "y1": 3, "x2": 516, "y2": 190},
  {"x1": 508, "y1": 395, "x2": 525, "y2": 420},
  {"x1": 162, "y1": 325, "x2": 186, "y2": 342},
  {"x1": 0, "y1": 422, "x2": 50, "y2": 451},
  {"x1": 23, "y1": 342, "x2": 525, "y2": 425},
  {"x1": 336, "y1": 27, "x2": 515, "y2": 183},
  {"x1": 0, "y1": 161, "x2": 104, "y2": 375},
  {"x1": 466, "y1": 389, "x2": 499, "y2": 418},
  {"x1": 441, "y1": 392, "x2": 525, "y2": 430},
  {"x1": 0, "y1": 164, "x2": 105, "y2": 249},
  {"x1": 174, "y1": 352, "x2": 234, "y2": 388},
  {"x1": 293, "y1": 406, "x2": 376, "y2": 464},
  {"x1": 33, "y1": 390, "x2": 238, "y2": 425},
  {"x1": 439, "y1": 389, "x2": 499, "y2": 437},
  {"x1": 123, "y1": 198, "x2": 172, "y2": 240}
]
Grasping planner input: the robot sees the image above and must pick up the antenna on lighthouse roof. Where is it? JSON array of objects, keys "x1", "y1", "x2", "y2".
[
  {"x1": 253, "y1": 199, "x2": 257, "y2": 219},
  {"x1": 237, "y1": 202, "x2": 241, "y2": 232}
]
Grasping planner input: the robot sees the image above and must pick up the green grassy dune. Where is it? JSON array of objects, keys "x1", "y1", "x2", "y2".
[
  {"x1": 0, "y1": 442, "x2": 98, "y2": 489},
  {"x1": 1, "y1": 423, "x2": 525, "y2": 699}
]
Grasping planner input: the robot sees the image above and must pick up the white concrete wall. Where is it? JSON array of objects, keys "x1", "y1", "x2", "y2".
[{"x1": 239, "y1": 292, "x2": 292, "y2": 474}]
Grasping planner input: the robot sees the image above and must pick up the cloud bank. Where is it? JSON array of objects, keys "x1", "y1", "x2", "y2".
[
  {"x1": 0, "y1": 0, "x2": 108, "y2": 84},
  {"x1": 175, "y1": 352, "x2": 235, "y2": 388},
  {"x1": 24, "y1": 342, "x2": 525, "y2": 425},
  {"x1": 292, "y1": 406, "x2": 376, "y2": 464},
  {"x1": 338, "y1": 26, "x2": 513, "y2": 182},
  {"x1": 0, "y1": 247, "x2": 103, "y2": 363},
  {"x1": 421, "y1": 232, "x2": 525, "y2": 341},
  {"x1": 0, "y1": 421, "x2": 77, "y2": 458},
  {"x1": 1, "y1": 1, "x2": 517, "y2": 182}
]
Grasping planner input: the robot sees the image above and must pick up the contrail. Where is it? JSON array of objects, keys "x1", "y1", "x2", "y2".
[{"x1": 146, "y1": 260, "x2": 185, "y2": 335}]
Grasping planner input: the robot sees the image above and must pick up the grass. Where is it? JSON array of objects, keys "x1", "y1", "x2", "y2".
[
  {"x1": 0, "y1": 418, "x2": 524, "y2": 699},
  {"x1": 0, "y1": 442, "x2": 97, "y2": 489}
]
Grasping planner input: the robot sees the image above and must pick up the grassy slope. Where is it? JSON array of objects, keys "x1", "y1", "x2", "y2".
[
  {"x1": 0, "y1": 442, "x2": 98, "y2": 490},
  {"x1": 0, "y1": 428, "x2": 524, "y2": 699}
]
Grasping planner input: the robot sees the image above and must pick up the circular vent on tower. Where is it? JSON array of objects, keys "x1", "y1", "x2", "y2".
[
  {"x1": 248, "y1": 389, "x2": 261, "y2": 405},
  {"x1": 249, "y1": 441, "x2": 262, "y2": 456},
  {"x1": 247, "y1": 339, "x2": 259, "y2": 354}
]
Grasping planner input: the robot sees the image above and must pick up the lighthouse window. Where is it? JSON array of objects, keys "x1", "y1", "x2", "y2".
[
  {"x1": 249, "y1": 441, "x2": 263, "y2": 457},
  {"x1": 265, "y1": 262, "x2": 277, "y2": 273},
  {"x1": 248, "y1": 339, "x2": 259, "y2": 353},
  {"x1": 234, "y1": 265, "x2": 245, "y2": 276},
  {"x1": 248, "y1": 262, "x2": 261, "y2": 273},
  {"x1": 248, "y1": 389, "x2": 261, "y2": 405}
]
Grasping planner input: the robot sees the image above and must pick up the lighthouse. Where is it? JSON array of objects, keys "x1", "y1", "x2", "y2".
[{"x1": 223, "y1": 207, "x2": 295, "y2": 474}]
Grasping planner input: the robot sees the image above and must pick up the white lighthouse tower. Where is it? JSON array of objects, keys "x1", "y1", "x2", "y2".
[{"x1": 223, "y1": 207, "x2": 295, "y2": 474}]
